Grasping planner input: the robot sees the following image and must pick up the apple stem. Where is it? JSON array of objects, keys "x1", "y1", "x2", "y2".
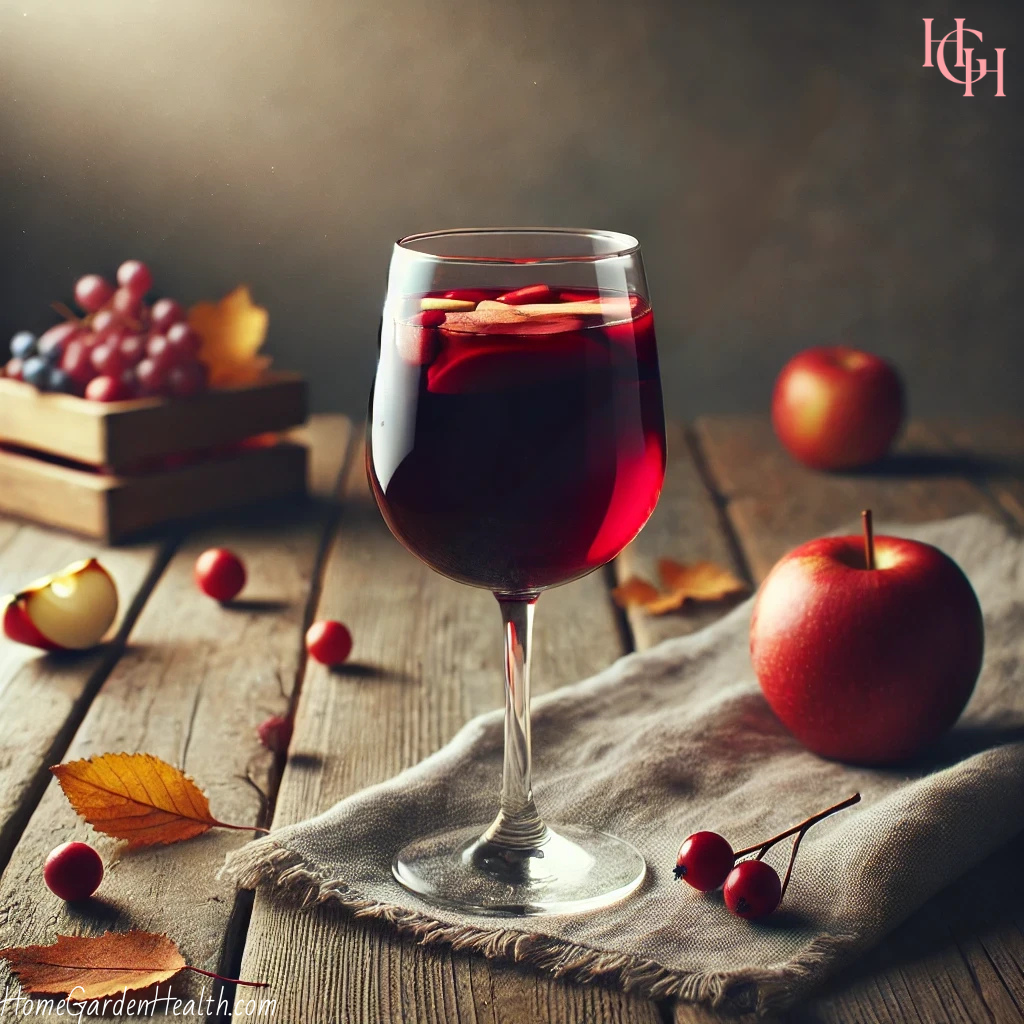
[
  {"x1": 862, "y1": 509, "x2": 876, "y2": 570},
  {"x1": 733, "y1": 793, "x2": 861, "y2": 860}
]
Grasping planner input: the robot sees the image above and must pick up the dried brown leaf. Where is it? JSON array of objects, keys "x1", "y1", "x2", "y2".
[{"x1": 0, "y1": 931, "x2": 185, "y2": 1000}]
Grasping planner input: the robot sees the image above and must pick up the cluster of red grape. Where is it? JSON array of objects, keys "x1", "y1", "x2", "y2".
[{"x1": 2, "y1": 260, "x2": 209, "y2": 402}]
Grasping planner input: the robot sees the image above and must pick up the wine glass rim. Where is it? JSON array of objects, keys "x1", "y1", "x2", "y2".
[{"x1": 395, "y1": 227, "x2": 640, "y2": 264}]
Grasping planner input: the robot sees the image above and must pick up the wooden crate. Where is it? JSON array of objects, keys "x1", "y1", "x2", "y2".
[
  {"x1": 0, "y1": 372, "x2": 311, "y2": 541},
  {"x1": 0, "y1": 439, "x2": 309, "y2": 542},
  {"x1": 0, "y1": 371, "x2": 306, "y2": 471}
]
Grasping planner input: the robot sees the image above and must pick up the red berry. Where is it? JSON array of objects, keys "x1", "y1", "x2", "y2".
[
  {"x1": 166, "y1": 360, "x2": 207, "y2": 398},
  {"x1": 151, "y1": 298, "x2": 185, "y2": 332},
  {"x1": 74, "y1": 274, "x2": 115, "y2": 313},
  {"x1": 112, "y1": 287, "x2": 143, "y2": 319},
  {"x1": 305, "y1": 620, "x2": 353, "y2": 666},
  {"x1": 119, "y1": 368, "x2": 140, "y2": 398},
  {"x1": 91, "y1": 309, "x2": 121, "y2": 338},
  {"x1": 674, "y1": 831, "x2": 735, "y2": 891},
  {"x1": 118, "y1": 334, "x2": 146, "y2": 366},
  {"x1": 257, "y1": 714, "x2": 293, "y2": 754},
  {"x1": 166, "y1": 322, "x2": 202, "y2": 356},
  {"x1": 146, "y1": 334, "x2": 180, "y2": 372},
  {"x1": 723, "y1": 859, "x2": 783, "y2": 920},
  {"x1": 90, "y1": 343, "x2": 126, "y2": 378},
  {"x1": 85, "y1": 375, "x2": 130, "y2": 402},
  {"x1": 44, "y1": 842, "x2": 104, "y2": 901},
  {"x1": 135, "y1": 358, "x2": 166, "y2": 396},
  {"x1": 116, "y1": 259, "x2": 153, "y2": 298},
  {"x1": 61, "y1": 341, "x2": 96, "y2": 390},
  {"x1": 5, "y1": 357, "x2": 24, "y2": 381},
  {"x1": 195, "y1": 548, "x2": 246, "y2": 602},
  {"x1": 442, "y1": 289, "x2": 492, "y2": 303}
]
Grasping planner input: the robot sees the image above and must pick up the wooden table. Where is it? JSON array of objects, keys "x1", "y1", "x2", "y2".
[{"x1": 0, "y1": 416, "x2": 1021, "y2": 1024}]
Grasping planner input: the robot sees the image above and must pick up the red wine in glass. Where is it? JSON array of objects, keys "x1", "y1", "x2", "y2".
[
  {"x1": 370, "y1": 286, "x2": 664, "y2": 594},
  {"x1": 368, "y1": 230, "x2": 666, "y2": 915}
]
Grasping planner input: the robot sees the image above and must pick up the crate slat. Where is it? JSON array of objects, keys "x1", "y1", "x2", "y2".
[
  {"x1": 0, "y1": 371, "x2": 307, "y2": 469},
  {"x1": 0, "y1": 441, "x2": 308, "y2": 542}
]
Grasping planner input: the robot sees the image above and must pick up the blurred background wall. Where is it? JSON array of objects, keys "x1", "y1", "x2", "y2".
[{"x1": 0, "y1": 0, "x2": 1019, "y2": 418}]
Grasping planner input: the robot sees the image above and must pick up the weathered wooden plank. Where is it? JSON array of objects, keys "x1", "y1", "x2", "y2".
[
  {"x1": 693, "y1": 415, "x2": 1024, "y2": 1024},
  {"x1": 239, "y1": 437, "x2": 664, "y2": 1024},
  {"x1": 0, "y1": 526, "x2": 169, "y2": 872},
  {"x1": 694, "y1": 417, "x2": 997, "y2": 582},
  {"x1": 936, "y1": 418, "x2": 1024, "y2": 529},
  {"x1": 615, "y1": 420, "x2": 751, "y2": 651},
  {"x1": 0, "y1": 415, "x2": 352, "y2": 1018}
]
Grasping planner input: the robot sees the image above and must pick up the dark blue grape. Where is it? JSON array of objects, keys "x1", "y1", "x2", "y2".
[
  {"x1": 22, "y1": 356, "x2": 50, "y2": 390},
  {"x1": 10, "y1": 331, "x2": 36, "y2": 359},
  {"x1": 37, "y1": 335, "x2": 65, "y2": 362},
  {"x1": 47, "y1": 368, "x2": 76, "y2": 394}
]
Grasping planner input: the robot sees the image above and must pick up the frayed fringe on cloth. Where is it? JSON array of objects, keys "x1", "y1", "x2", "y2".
[{"x1": 223, "y1": 839, "x2": 857, "y2": 1016}]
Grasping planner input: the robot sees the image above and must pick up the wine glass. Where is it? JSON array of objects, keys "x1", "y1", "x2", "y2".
[{"x1": 368, "y1": 228, "x2": 666, "y2": 915}]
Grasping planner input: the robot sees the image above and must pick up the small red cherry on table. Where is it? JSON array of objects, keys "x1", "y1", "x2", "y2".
[
  {"x1": 306, "y1": 620, "x2": 352, "y2": 666},
  {"x1": 44, "y1": 842, "x2": 104, "y2": 901},
  {"x1": 194, "y1": 549, "x2": 246, "y2": 603}
]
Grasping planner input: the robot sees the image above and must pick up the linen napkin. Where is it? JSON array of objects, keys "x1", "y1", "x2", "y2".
[{"x1": 224, "y1": 514, "x2": 1024, "y2": 1014}]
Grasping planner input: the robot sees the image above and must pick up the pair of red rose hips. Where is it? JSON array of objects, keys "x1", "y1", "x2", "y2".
[
  {"x1": 675, "y1": 831, "x2": 782, "y2": 919},
  {"x1": 674, "y1": 794, "x2": 860, "y2": 920}
]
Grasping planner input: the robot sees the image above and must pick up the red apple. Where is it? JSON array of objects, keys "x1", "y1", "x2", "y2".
[
  {"x1": 771, "y1": 346, "x2": 905, "y2": 470},
  {"x1": 2, "y1": 558, "x2": 119, "y2": 651},
  {"x1": 750, "y1": 514, "x2": 983, "y2": 765}
]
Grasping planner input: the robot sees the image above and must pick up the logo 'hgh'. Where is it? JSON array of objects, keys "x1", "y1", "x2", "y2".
[{"x1": 923, "y1": 18, "x2": 1005, "y2": 96}]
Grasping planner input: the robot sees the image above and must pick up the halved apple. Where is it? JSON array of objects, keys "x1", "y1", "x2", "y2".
[{"x1": 2, "y1": 558, "x2": 118, "y2": 651}]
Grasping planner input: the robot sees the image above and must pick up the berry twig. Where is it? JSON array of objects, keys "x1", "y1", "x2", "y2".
[
  {"x1": 737, "y1": 790, "x2": 856, "y2": 897},
  {"x1": 733, "y1": 792, "x2": 861, "y2": 860},
  {"x1": 185, "y1": 966, "x2": 269, "y2": 988},
  {"x1": 50, "y1": 301, "x2": 84, "y2": 325}
]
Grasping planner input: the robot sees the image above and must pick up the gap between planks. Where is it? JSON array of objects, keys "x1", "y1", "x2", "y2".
[{"x1": 208, "y1": 415, "x2": 357, "y2": 1017}]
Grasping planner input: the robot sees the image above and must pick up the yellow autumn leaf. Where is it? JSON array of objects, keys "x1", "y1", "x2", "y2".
[
  {"x1": 51, "y1": 752, "x2": 265, "y2": 848},
  {"x1": 188, "y1": 285, "x2": 271, "y2": 388}
]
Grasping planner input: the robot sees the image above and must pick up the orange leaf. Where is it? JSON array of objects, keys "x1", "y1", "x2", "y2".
[
  {"x1": 612, "y1": 559, "x2": 748, "y2": 615},
  {"x1": 657, "y1": 559, "x2": 749, "y2": 603},
  {"x1": 610, "y1": 577, "x2": 662, "y2": 608},
  {"x1": 0, "y1": 931, "x2": 185, "y2": 1000},
  {"x1": 187, "y1": 285, "x2": 270, "y2": 388},
  {"x1": 51, "y1": 752, "x2": 254, "y2": 848}
]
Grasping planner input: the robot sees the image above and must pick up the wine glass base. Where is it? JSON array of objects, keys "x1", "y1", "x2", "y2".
[{"x1": 392, "y1": 823, "x2": 646, "y2": 916}]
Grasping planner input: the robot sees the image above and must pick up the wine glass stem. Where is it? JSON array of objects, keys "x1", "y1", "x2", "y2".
[{"x1": 484, "y1": 596, "x2": 549, "y2": 850}]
